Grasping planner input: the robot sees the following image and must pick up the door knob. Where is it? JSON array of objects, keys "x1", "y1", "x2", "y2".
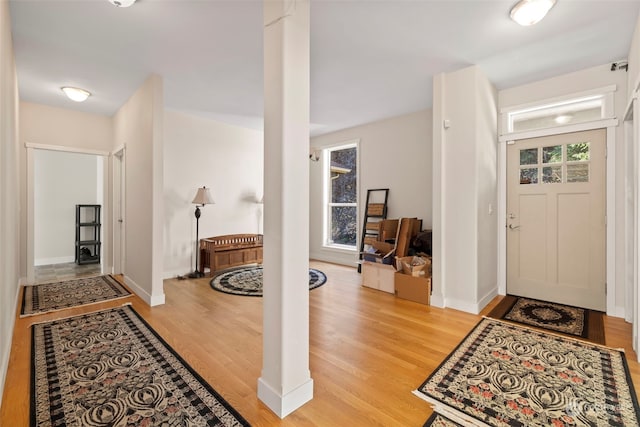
[{"x1": 508, "y1": 224, "x2": 520, "y2": 230}]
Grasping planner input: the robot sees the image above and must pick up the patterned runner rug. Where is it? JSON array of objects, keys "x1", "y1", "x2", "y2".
[
  {"x1": 210, "y1": 266, "x2": 327, "y2": 296},
  {"x1": 487, "y1": 295, "x2": 605, "y2": 344},
  {"x1": 31, "y1": 305, "x2": 250, "y2": 427},
  {"x1": 21, "y1": 274, "x2": 131, "y2": 317},
  {"x1": 414, "y1": 317, "x2": 640, "y2": 427}
]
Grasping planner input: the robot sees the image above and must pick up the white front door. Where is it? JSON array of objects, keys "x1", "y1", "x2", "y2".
[{"x1": 507, "y1": 129, "x2": 606, "y2": 311}]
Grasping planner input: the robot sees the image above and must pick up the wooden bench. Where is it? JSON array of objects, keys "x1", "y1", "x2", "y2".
[{"x1": 199, "y1": 234, "x2": 263, "y2": 276}]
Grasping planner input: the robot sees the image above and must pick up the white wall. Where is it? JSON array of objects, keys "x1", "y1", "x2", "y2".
[
  {"x1": 628, "y1": 13, "x2": 640, "y2": 99},
  {"x1": 34, "y1": 150, "x2": 101, "y2": 265},
  {"x1": 19, "y1": 102, "x2": 113, "y2": 275},
  {"x1": 0, "y1": 0, "x2": 20, "y2": 405},
  {"x1": 432, "y1": 65, "x2": 498, "y2": 314},
  {"x1": 499, "y1": 63, "x2": 628, "y2": 316},
  {"x1": 113, "y1": 74, "x2": 164, "y2": 306},
  {"x1": 475, "y1": 70, "x2": 499, "y2": 309},
  {"x1": 310, "y1": 110, "x2": 432, "y2": 266},
  {"x1": 626, "y1": 12, "x2": 640, "y2": 357},
  {"x1": 163, "y1": 110, "x2": 263, "y2": 278}
]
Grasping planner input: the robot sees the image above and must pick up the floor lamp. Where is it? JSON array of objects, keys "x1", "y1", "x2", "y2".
[{"x1": 189, "y1": 186, "x2": 214, "y2": 278}]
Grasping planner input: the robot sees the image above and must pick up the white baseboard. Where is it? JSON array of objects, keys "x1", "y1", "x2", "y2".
[
  {"x1": 258, "y1": 376, "x2": 313, "y2": 418},
  {"x1": 444, "y1": 296, "x2": 481, "y2": 314},
  {"x1": 477, "y1": 287, "x2": 498, "y2": 313},
  {"x1": 429, "y1": 294, "x2": 444, "y2": 308},
  {"x1": 162, "y1": 268, "x2": 190, "y2": 280},
  {"x1": 0, "y1": 279, "x2": 21, "y2": 405},
  {"x1": 309, "y1": 250, "x2": 357, "y2": 267},
  {"x1": 441, "y1": 287, "x2": 498, "y2": 315},
  {"x1": 607, "y1": 305, "x2": 625, "y2": 319},
  {"x1": 34, "y1": 255, "x2": 75, "y2": 266},
  {"x1": 123, "y1": 275, "x2": 165, "y2": 307}
]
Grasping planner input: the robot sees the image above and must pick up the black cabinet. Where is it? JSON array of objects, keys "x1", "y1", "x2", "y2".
[{"x1": 75, "y1": 204, "x2": 101, "y2": 265}]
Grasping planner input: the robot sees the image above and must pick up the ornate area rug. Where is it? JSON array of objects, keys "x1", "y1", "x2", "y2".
[
  {"x1": 21, "y1": 274, "x2": 131, "y2": 317},
  {"x1": 423, "y1": 412, "x2": 463, "y2": 427},
  {"x1": 414, "y1": 318, "x2": 640, "y2": 427},
  {"x1": 210, "y1": 266, "x2": 327, "y2": 296},
  {"x1": 487, "y1": 295, "x2": 605, "y2": 344},
  {"x1": 31, "y1": 305, "x2": 250, "y2": 427}
]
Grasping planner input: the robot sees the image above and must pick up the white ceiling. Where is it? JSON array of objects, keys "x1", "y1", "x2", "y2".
[{"x1": 9, "y1": 0, "x2": 640, "y2": 136}]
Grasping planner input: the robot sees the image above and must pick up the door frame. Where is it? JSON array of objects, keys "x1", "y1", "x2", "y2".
[
  {"x1": 25, "y1": 143, "x2": 110, "y2": 284},
  {"x1": 497, "y1": 118, "x2": 619, "y2": 316},
  {"x1": 112, "y1": 145, "x2": 126, "y2": 275}
]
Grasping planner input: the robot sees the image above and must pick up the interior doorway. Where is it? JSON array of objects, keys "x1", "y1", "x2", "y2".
[
  {"x1": 26, "y1": 144, "x2": 109, "y2": 283},
  {"x1": 506, "y1": 129, "x2": 606, "y2": 311}
]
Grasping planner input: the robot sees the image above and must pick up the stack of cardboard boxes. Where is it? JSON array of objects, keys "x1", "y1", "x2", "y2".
[{"x1": 361, "y1": 218, "x2": 431, "y2": 305}]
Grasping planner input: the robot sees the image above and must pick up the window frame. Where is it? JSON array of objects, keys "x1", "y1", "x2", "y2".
[{"x1": 322, "y1": 140, "x2": 360, "y2": 251}]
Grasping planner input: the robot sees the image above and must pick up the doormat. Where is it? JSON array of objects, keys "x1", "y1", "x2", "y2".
[
  {"x1": 21, "y1": 274, "x2": 131, "y2": 317},
  {"x1": 210, "y1": 266, "x2": 326, "y2": 296},
  {"x1": 487, "y1": 295, "x2": 605, "y2": 344},
  {"x1": 414, "y1": 317, "x2": 640, "y2": 427},
  {"x1": 31, "y1": 305, "x2": 251, "y2": 426}
]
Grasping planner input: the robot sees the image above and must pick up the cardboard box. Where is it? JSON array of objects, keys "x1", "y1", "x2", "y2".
[
  {"x1": 396, "y1": 255, "x2": 431, "y2": 277},
  {"x1": 394, "y1": 272, "x2": 430, "y2": 305},
  {"x1": 362, "y1": 241, "x2": 395, "y2": 264},
  {"x1": 362, "y1": 261, "x2": 396, "y2": 294}
]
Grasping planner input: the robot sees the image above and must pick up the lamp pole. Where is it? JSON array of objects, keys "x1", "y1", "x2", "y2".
[
  {"x1": 189, "y1": 186, "x2": 213, "y2": 278},
  {"x1": 191, "y1": 205, "x2": 202, "y2": 277}
]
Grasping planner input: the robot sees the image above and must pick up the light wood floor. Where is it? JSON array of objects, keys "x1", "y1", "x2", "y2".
[{"x1": 2, "y1": 261, "x2": 639, "y2": 426}]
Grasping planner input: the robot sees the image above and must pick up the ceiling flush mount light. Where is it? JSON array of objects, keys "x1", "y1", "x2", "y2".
[
  {"x1": 108, "y1": 0, "x2": 136, "y2": 7},
  {"x1": 554, "y1": 114, "x2": 572, "y2": 124},
  {"x1": 510, "y1": 0, "x2": 556, "y2": 26},
  {"x1": 61, "y1": 86, "x2": 91, "y2": 102}
]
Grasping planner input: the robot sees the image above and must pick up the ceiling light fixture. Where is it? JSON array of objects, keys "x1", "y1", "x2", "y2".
[
  {"x1": 510, "y1": 0, "x2": 556, "y2": 26},
  {"x1": 61, "y1": 87, "x2": 91, "y2": 102},
  {"x1": 554, "y1": 114, "x2": 572, "y2": 124},
  {"x1": 108, "y1": 0, "x2": 136, "y2": 7}
]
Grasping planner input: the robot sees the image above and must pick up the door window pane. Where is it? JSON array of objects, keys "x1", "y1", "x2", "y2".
[
  {"x1": 542, "y1": 145, "x2": 562, "y2": 164},
  {"x1": 330, "y1": 206, "x2": 357, "y2": 246},
  {"x1": 542, "y1": 166, "x2": 562, "y2": 183},
  {"x1": 567, "y1": 164, "x2": 589, "y2": 183},
  {"x1": 520, "y1": 168, "x2": 538, "y2": 184},
  {"x1": 520, "y1": 148, "x2": 537, "y2": 165},
  {"x1": 567, "y1": 142, "x2": 590, "y2": 161}
]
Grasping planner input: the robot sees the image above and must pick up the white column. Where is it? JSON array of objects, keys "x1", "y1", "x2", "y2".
[{"x1": 258, "y1": 0, "x2": 313, "y2": 418}]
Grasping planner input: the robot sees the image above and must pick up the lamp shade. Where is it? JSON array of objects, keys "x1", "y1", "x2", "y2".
[{"x1": 192, "y1": 186, "x2": 214, "y2": 205}]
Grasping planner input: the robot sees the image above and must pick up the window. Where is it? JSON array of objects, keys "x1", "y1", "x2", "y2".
[
  {"x1": 509, "y1": 96, "x2": 605, "y2": 133},
  {"x1": 324, "y1": 142, "x2": 358, "y2": 249},
  {"x1": 502, "y1": 86, "x2": 615, "y2": 135},
  {"x1": 519, "y1": 141, "x2": 590, "y2": 185}
]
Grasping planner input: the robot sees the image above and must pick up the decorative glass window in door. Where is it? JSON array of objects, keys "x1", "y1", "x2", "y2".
[{"x1": 519, "y1": 142, "x2": 590, "y2": 185}]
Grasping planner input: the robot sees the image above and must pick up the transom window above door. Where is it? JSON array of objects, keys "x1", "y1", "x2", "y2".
[
  {"x1": 519, "y1": 142, "x2": 590, "y2": 185},
  {"x1": 500, "y1": 85, "x2": 615, "y2": 137}
]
